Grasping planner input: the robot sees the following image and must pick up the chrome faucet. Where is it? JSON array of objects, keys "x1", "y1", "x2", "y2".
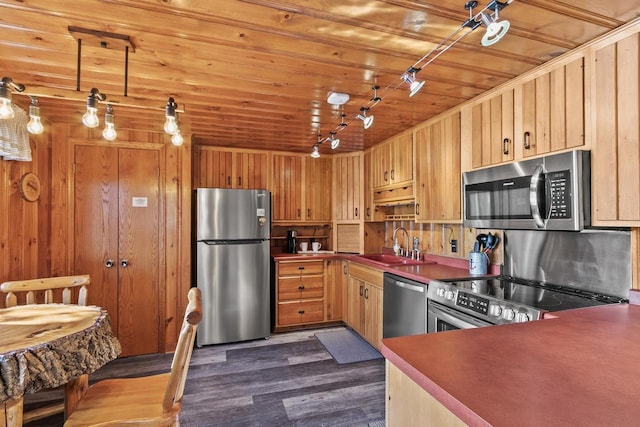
[{"x1": 393, "y1": 227, "x2": 410, "y2": 257}]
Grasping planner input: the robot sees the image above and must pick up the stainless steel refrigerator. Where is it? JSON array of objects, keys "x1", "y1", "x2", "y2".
[{"x1": 194, "y1": 188, "x2": 271, "y2": 346}]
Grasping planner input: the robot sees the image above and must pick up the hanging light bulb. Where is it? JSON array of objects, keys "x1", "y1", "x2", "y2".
[
  {"x1": 171, "y1": 129, "x2": 184, "y2": 146},
  {"x1": 310, "y1": 145, "x2": 320, "y2": 158},
  {"x1": 102, "y1": 104, "x2": 117, "y2": 141},
  {"x1": 26, "y1": 96, "x2": 44, "y2": 135},
  {"x1": 402, "y1": 68, "x2": 425, "y2": 97},
  {"x1": 356, "y1": 107, "x2": 374, "y2": 129},
  {"x1": 82, "y1": 88, "x2": 105, "y2": 128},
  {"x1": 164, "y1": 97, "x2": 179, "y2": 135}
]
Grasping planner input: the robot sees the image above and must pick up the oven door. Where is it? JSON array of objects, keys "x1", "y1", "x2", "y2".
[{"x1": 427, "y1": 301, "x2": 493, "y2": 333}]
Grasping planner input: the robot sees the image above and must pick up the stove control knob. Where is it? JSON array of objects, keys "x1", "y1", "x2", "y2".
[
  {"x1": 502, "y1": 308, "x2": 515, "y2": 321},
  {"x1": 436, "y1": 288, "x2": 445, "y2": 298},
  {"x1": 489, "y1": 304, "x2": 503, "y2": 317},
  {"x1": 516, "y1": 312, "x2": 530, "y2": 323},
  {"x1": 444, "y1": 290, "x2": 455, "y2": 300}
]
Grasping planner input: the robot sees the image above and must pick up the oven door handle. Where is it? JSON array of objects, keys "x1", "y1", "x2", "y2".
[
  {"x1": 429, "y1": 302, "x2": 492, "y2": 329},
  {"x1": 529, "y1": 164, "x2": 547, "y2": 229}
]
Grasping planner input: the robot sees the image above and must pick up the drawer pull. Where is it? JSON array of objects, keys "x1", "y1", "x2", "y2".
[
  {"x1": 364, "y1": 288, "x2": 369, "y2": 299},
  {"x1": 298, "y1": 285, "x2": 305, "y2": 290},
  {"x1": 298, "y1": 310, "x2": 305, "y2": 315},
  {"x1": 359, "y1": 285, "x2": 364, "y2": 297}
]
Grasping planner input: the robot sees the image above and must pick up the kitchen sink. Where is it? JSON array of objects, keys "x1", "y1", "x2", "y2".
[{"x1": 356, "y1": 254, "x2": 427, "y2": 266}]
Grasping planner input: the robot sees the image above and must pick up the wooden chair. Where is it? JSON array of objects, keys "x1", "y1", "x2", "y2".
[
  {"x1": 1, "y1": 274, "x2": 90, "y2": 307},
  {"x1": 0, "y1": 275, "x2": 92, "y2": 423},
  {"x1": 64, "y1": 287, "x2": 202, "y2": 426}
]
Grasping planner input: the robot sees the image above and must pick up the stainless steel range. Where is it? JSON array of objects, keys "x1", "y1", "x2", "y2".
[{"x1": 427, "y1": 229, "x2": 631, "y2": 333}]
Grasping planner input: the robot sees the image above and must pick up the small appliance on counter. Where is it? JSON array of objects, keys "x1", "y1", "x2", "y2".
[{"x1": 286, "y1": 230, "x2": 297, "y2": 253}]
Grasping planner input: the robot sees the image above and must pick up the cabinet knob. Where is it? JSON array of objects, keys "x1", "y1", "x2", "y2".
[
  {"x1": 523, "y1": 131, "x2": 531, "y2": 150},
  {"x1": 307, "y1": 208, "x2": 311, "y2": 218},
  {"x1": 105, "y1": 259, "x2": 114, "y2": 268},
  {"x1": 237, "y1": 176, "x2": 242, "y2": 186},
  {"x1": 120, "y1": 259, "x2": 129, "y2": 268},
  {"x1": 384, "y1": 171, "x2": 388, "y2": 182},
  {"x1": 354, "y1": 207, "x2": 358, "y2": 218}
]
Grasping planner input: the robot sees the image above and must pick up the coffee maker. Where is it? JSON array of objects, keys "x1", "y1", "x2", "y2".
[{"x1": 286, "y1": 230, "x2": 297, "y2": 253}]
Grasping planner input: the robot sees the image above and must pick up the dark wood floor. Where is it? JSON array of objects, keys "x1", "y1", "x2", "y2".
[{"x1": 25, "y1": 326, "x2": 386, "y2": 426}]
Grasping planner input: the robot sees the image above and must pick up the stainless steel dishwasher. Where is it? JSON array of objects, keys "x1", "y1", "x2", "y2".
[{"x1": 383, "y1": 273, "x2": 428, "y2": 338}]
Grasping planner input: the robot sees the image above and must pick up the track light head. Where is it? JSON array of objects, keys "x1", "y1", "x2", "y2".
[
  {"x1": 402, "y1": 68, "x2": 425, "y2": 97},
  {"x1": 326, "y1": 132, "x2": 340, "y2": 150},
  {"x1": 356, "y1": 107, "x2": 374, "y2": 129},
  {"x1": 310, "y1": 144, "x2": 320, "y2": 158}
]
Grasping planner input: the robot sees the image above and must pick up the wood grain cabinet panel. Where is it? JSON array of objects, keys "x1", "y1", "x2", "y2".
[
  {"x1": 333, "y1": 153, "x2": 362, "y2": 221},
  {"x1": 272, "y1": 154, "x2": 303, "y2": 222},
  {"x1": 469, "y1": 90, "x2": 514, "y2": 168},
  {"x1": 276, "y1": 260, "x2": 325, "y2": 327},
  {"x1": 346, "y1": 262, "x2": 383, "y2": 350},
  {"x1": 414, "y1": 112, "x2": 462, "y2": 223},
  {"x1": 592, "y1": 31, "x2": 640, "y2": 225},
  {"x1": 520, "y1": 57, "x2": 585, "y2": 158},
  {"x1": 371, "y1": 132, "x2": 413, "y2": 190},
  {"x1": 305, "y1": 157, "x2": 332, "y2": 222},
  {"x1": 194, "y1": 147, "x2": 267, "y2": 189}
]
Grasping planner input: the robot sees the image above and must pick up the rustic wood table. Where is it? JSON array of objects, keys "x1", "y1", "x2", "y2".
[{"x1": 0, "y1": 304, "x2": 121, "y2": 426}]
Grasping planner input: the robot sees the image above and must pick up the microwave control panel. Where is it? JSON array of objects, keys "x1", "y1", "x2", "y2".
[{"x1": 547, "y1": 170, "x2": 572, "y2": 218}]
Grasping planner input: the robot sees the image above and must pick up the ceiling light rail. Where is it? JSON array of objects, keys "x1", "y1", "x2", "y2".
[{"x1": 311, "y1": 0, "x2": 514, "y2": 158}]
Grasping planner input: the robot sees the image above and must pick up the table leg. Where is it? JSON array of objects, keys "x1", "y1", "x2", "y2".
[
  {"x1": 64, "y1": 374, "x2": 89, "y2": 419},
  {"x1": 1, "y1": 398, "x2": 23, "y2": 427}
]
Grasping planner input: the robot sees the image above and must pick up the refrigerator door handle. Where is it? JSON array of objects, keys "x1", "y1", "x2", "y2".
[{"x1": 200, "y1": 239, "x2": 266, "y2": 245}]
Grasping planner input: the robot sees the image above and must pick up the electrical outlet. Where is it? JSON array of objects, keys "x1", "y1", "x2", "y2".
[{"x1": 450, "y1": 239, "x2": 458, "y2": 253}]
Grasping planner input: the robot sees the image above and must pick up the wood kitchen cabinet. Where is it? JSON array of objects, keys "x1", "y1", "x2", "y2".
[
  {"x1": 325, "y1": 259, "x2": 347, "y2": 322},
  {"x1": 591, "y1": 30, "x2": 640, "y2": 225},
  {"x1": 414, "y1": 111, "x2": 461, "y2": 223},
  {"x1": 520, "y1": 57, "x2": 585, "y2": 158},
  {"x1": 194, "y1": 146, "x2": 268, "y2": 189},
  {"x1": 371, "y1": 131, "x2": 413, "y2": 190},
  {"x1": 305, "y1": 157, "x2": 332, "y2": 222},
  {"x1": 333, "y1": 152, "x2": 362, "y2": 221},
  {"x1": 276, "y1": 260, "x2": 325, "y2": 327},
  {"x1": 346, "y1": 262, "x2": 384, "y2": 350},
  {"x1": 468, "y1": 89, "x2": 514, "y2": 169}
]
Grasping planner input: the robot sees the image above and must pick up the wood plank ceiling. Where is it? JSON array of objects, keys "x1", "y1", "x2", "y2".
[{"x1": 0, "y1": 1, "x2": 637, "y2": 154}]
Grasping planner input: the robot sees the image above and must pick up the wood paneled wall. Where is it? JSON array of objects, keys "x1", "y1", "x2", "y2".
[
  {"x1": 0, "y1": 124, "x2": 192, "y2": 352},
  {"x1": 0, "y1": 132, "x2": 51, "y2": 286}
]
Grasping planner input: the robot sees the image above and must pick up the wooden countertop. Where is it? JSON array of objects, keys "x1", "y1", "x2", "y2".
[{"x1": 381, "y1": 304, "x2": 640, "y2": 426}]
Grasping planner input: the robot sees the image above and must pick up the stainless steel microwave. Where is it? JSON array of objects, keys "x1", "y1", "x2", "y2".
[{"x1": 463, "y1": 150, "x2": 591, "y2": 231}]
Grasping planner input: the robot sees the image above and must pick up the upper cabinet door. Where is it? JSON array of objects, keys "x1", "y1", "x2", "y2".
[
  {"x1": 272, "y1": 154, "x2": 303, "y2": 222},
  {"x1": 389, "y1": 132, "x2": 413, "y2": 185},
  {"x1": 520, "y1": 57, "x2": 585, "y2": 158},
  {"x1": 305, "y1": 157, "x2": 332, "y2": 222},
  {"x1": 470, "y1": 90, "x2": 515, "y2": 169},
  {"x1": 592, "y1": 31, "x2": 640, "y2": 225},
  {"x1": 333, "y1": 153, "x2": 362, "y2": 221}
]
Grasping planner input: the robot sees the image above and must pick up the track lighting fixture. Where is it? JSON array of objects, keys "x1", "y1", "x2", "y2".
[
  {"x1": 164, "y1": 97, "x2": 179, "y2": 135},
  {"x1": 26, "y1": 96, "x2": 44, "y2": 135},
  {"x1": 464, "y1": 0, "x2": 512, "y2": 47},
  {"x1": 171, "y1": 129, "x2": 184, "y2": 146},
  {"x1": 310, "y1": 144, "x2": 320, "y2": 158},
  {"x1": 102, "y1": 104, "x2": 117, "y2": 141},
  {"x1": 402, "y1": 68, "x2": 425, "y2": 97},
  {"x1": 82, "y1": 88, "x2": 106, "y2": 128},
  {"x1": 370, "y1": 86, "x2": 381, "y2": 103},
  {"x1": 339, "y1": 113, "x2": 347, "y2": 128},
  {"x1": 356, "y1": 107, "x2": 374, "y2": 129},
  {"x1": 0, "y1": 77, "x2": 25, "y2": 120},
  {"x1": 326, "y1": 132, "x2": 340, "y2": 150}
]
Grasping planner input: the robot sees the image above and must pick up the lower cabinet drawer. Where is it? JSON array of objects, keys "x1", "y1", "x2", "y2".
[{"x1": 278, "y1": 300, "x2": 324, "y2": 325}]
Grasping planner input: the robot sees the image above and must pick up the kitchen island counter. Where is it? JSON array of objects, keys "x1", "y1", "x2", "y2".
[{"x1": 382, "y1": 303, "x2": 640, "y2": 426}]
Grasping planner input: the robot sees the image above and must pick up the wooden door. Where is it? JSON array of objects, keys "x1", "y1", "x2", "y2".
[
  {"x1": 234, "y1": 152, "x2": 268, "y2": 189},
  {"x1": 371, "y1": 143, "x2": 389, "y2": 189},
  {"x1": 74, "y1": 145, "x2": 160, "y2": 357},
  {"x1": 333, "y1": 154, "x2": 361, "y2": 221},
  {"x1": 304, "y1": 157, "x2": 332, "y2": 222},
  {"x1": 117, "y1": 149, "x2": 160, "y2": 356},
  {"x1": 470, "y1": 90, "x2": 514, "y2": 168},
  {"x1": 364, "y1": 283, "x2": 383, "y2": 350},
  {"x1": 272, "y1": 154, "x2": 302, "y2": 221},
  {"x1": 195, "y1": 147, "x2": 233, "y2": 188},
  {"x1": 346, "y1": 275, "x2": 364, "y2": 335},
  {"x1": 389, "y1": 133, "x2": 413, "y2": 185}
]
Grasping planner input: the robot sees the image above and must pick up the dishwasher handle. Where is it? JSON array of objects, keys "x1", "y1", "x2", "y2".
[{"x1": 393, "y1": 280, "x2": 424, "y2": 293}]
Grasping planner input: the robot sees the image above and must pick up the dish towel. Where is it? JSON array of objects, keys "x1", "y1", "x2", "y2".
[{"x1": 0, "y1": 104, "x2": 32, "y2": 161}]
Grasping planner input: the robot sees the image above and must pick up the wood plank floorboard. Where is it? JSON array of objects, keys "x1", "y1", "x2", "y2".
[{"x1": 23, "y1": 326, "x2": 386, "y2": 426}]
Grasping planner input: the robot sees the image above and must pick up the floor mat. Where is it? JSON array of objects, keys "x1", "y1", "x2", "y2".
[{"x1": 315, "y1": 328, "x2": 383, "y2": 364}]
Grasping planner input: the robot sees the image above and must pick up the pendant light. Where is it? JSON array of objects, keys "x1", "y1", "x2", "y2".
[
  {"x1": 82, "y1": 88, "x2": 105, "y2": 128},
  {"x1": 164, "y1": 97, "x2": 179, "y2": 135},
  {"x1": 26, "y1": 96, "x2": 44, "y2": 135},
  {"x1": 102, "y1": 104, "x2": 117, "y2": 141},
  {"x1": 0, "y1": 77, "x2": 25, "y2": 120},
  {"x1": 171, "y1": 129, "x2": 184, "y2": 146}
]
